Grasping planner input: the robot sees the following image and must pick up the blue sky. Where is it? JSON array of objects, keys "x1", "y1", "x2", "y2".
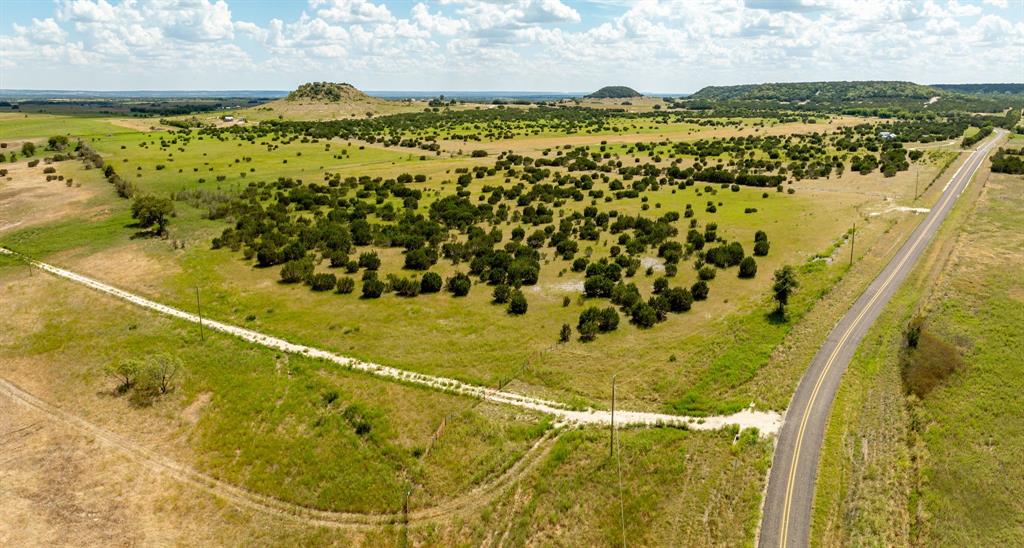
[{"x1": 1, "y1": 0, "x2": 1021, "y2": 92}]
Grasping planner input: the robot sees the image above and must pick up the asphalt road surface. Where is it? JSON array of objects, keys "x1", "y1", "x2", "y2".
[{"x1": 758, "y1": 130, "x2": 1005, "y2": 548}]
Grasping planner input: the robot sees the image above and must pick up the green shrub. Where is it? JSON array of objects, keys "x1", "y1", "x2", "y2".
[
  {"x1": 691, "y1": 280, "x2": 710, "y2": 301},
  {"x1": 901, "y1": 326, "x2": 963, "y2": 398},
  {"x1": 420, "y1": 272, "x2": 442, "y2": 293},
  {"x1": 361, "y1": 277, "x2": 386, "y2": 298},
  {"x1": 738, "y1": 256, "x2": 757, "y2": 278},
  {"x1": 507, "y1": 290, "x2": 528, "y2": 315},
  {"x1": 335, "y1": 276, "x2": 356, "y2": 294},
  {"x1": 280, "y1": 258, "x2": 314, "y2": 283},
  {"x1": 446, "y1": 272, "x2": 472, "y2": 296},
  {"x1": 358, "y1": 251, "x2": 381, "y2": 271},
  {"x1": 492, "y1": 284, "x2": 512, "y2": 304},
  {"x1": 309, "y1": 272, "x2": 337, "y2": 291}
]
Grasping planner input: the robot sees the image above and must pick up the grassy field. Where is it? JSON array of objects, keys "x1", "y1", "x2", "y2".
[
  {"x1": 811, "y1": 135, "x2": 1023, "y2": 545},
  {"x1": 0, "y1": 112, "x2": 958, "y2": 414},
  {"x1": 0, "y1": 249, "x2": 773, "y2": 546},
  {"x1": 444, "y1": 426, "x2": 773, "y2": 546},
  {"x1": 0, "y1": 107, "x2": 983, "y2": 543},
  {"x1": 0, "y1": 112, "x2": 138, "y2": 141},
  {"x1": 0, "y1": 263, "x2": 549, "y2": 514}
]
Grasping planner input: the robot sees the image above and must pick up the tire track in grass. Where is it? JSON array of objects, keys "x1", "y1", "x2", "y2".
[{"x1": 0, "y1": 374, "x2": 558, "y2": 528}]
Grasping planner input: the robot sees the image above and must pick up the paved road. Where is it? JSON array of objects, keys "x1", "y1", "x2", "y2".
[{"x1": 758, "y1": 130, "x2": 1005, "y2": 548}]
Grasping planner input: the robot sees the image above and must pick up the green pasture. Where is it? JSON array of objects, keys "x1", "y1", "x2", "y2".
[
  {"x1": 0, "y1": 264, "x2": 548, "y2": 513},
  {"x1": 0, "y1": 112, "x2": 136, "y2": 141},
  {"x1": 0, "y1": 111, "x2": 941, "y2": 413}
]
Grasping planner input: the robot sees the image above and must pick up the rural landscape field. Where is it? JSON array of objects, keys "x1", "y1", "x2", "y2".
[{"x1": 1, "y1": 1, "x2": 1022, "y2": 546}]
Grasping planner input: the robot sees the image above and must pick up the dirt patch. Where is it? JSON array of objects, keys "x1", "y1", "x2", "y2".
[
  {"x1": 106, "y1": 118, "x2": 172, "y2": 132},
  {"x1": 0, "y1": 391, "x2": 362, "y2": 545},
  {"x1": 528, "y1": 280, "x2": 584, "y2": 294},
  {"x1": 182, "y1": 392, "x2": 212, "y2": 424},
  {"x1": 640, "y1": 256, "x2": 665, "y2": 273},
  {"x1": 0, "y1": 160, "x2": 100, "y2": 235},
  {"x1": 60, "y1": 243, "x2": 179, "y2": 290}
]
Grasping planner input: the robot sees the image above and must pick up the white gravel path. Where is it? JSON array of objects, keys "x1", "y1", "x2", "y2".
[{"x1": 1, "y1": 247, "x2": 781, "y2": 435}]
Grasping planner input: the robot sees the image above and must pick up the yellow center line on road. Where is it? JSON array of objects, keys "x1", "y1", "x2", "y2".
[{"x1": 776, "y1": 139, "x2": 993, "y2": 547}]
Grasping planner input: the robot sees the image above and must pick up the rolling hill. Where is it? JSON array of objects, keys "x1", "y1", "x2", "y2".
[
  {"x1": 236, "y1": 81, "x2": 419, "y2": 121},
  {"x1": 586, "y1": 86, "x2": 642, "y2": 99},
  {"x1": 689, "y1": 81, "x2": 943, "y2": 102}
]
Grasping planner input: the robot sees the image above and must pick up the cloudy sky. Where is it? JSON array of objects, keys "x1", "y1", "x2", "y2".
[{"x1": 1, "y1": 0, "x2": 1021, "y2": 92}]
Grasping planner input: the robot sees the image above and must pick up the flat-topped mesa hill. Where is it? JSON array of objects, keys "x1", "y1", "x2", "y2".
[
  {"x1": 285, "y1": 81, "x2": 370, "y2": 102},
  {"x1": 586, "y1": 86, "x2": 642, "y2": 99},
  {"x1": 238, "y1": 81, "x2": 420, "y2": 121},
  {"x1": 690, "y1": 80, "x2": 944, "y2": 102}
]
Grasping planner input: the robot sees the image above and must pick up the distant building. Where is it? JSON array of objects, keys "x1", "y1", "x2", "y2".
[{"x1": 878, "y1": 131, "x2": 896, "y2": 140}]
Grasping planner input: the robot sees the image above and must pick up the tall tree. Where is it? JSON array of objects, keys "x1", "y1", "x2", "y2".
[{"x1": 772, "y1": 265, "x2": 799, "y2": 314}]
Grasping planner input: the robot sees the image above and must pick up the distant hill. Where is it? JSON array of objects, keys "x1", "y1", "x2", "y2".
[
  {"x1": 586, "y1": 86, "x2": 642, "y2": 99},
  {"x1": 229, "y1": 81, "x2": 420, "y2": 121},
  {"x1": 286, "y1": 82, "x2": 369, "y2": 102},
  {"x1": 690, "y1": 81, "x2": 943, "y2": 102},
  {"x1": 933, "y1": 83, "x2": 1024, "y2": 95}
]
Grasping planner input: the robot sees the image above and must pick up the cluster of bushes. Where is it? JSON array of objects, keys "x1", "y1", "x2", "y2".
[
  {"x1": 961, "y1": 126, "x2": 993, "y2": 148},
  {"x1": 491, "y1": 284, "x2": 528, "y2": 315},
  {"x1": 205, "y1": 169, "x2": 695, "y2": 317},
  {"x1": 570, "y1": 228, "x2": 766, "y2": 340},
  {"x1": 901, "y1": 316, "x2": 963, "y2": 397},
  {"x1": 105, "y1": 354, "x2": 181, "y2": 407},
  {"x1": 574, "y1": 306, "x2": 620, "y2": 341},
  {"x1": 990, "y1": 147, "x2": 1024, "y2": 174},
  {"x1": 277, "y1": 258, "x2": 463, "y2": 301},
  {"x1": 572, "y1": 272, "x2": 708, "y2": 341},
  {"x1": 74, "y1": 139, "x2": 138, "y2": 199}
]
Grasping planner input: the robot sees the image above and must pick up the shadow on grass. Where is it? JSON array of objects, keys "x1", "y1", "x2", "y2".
[
  {"x1": 126, "y1": 222, "x2": 163, "y2": 240},
  {"x1": 765, "y1": 308, "x2": 789, "y2": 325}
]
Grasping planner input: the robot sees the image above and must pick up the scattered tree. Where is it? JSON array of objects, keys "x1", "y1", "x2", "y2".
[
  {"x1": 446, "y1": 272, "x2": 472, "y2": 296},
  {"x1": 559, "y1": 323, "x2": 572, "y2": 343},
  {"x1": 131, "y1": 195, "x2": 174, "y2": 234},
  {"x1": 309, "y1": 272, "x2": 337, "y2": 291},
  {"x1": 420, "y1": 272, "x2": 442, "y2": 293},
  {"x1": 492, "y1": 283, "x2": 511, "y2": 304},
  {"x1": 336, "y1": 276, "x2": 356, "y2": 294},
  {"x1": 508, "y1": 290, "x2": 528, "y2": 314},
  {"x1": 739, "y1": 256, "x2": 757, "y2": 278},
  {"x1": 772, "y1": 265, "x2": 799, "y2": 314},
  {"x1": 280, "y1": 258, "x2": 314, "y2": 283}
]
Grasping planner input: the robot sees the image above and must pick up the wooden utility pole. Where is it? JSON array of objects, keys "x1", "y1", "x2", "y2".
[
  {"x1": 195, "y1": 287, "x2": 205, "y2": 342},
  {"x1": 849, "y1": 223, "x2": 856, "y2": 267},
  {"x1": 610, "y1": 374, "x2": 617, "y2": 458},
  {"x1": 915, "y1": 171, "x2": 919, "y2": 200}
]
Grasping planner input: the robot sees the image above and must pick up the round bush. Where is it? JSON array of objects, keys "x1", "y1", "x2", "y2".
[
  {"x1": 446, "y1": 273, "x2": 472, "y2": 296},
  {"x1": 691, "y1": 280, "x2": 710, "y2": 301},
  {"x1": 754, "y1": 240, "x2": 770, "y2": 256},
  {"x1": 420, "y1": 272, "x2": 442, "y2": 293},
  {"x1": 336, "y1": 276, "x2": 356, "y2": 294},
  {"x1": 492, "y1": 284, "x2": 512, "y2": 303},
  {"x1": 739, "y1": 256, "x2": 758, "y2": 278},
  {"x1": 507, "y1": 290, "x2": 528, "y2": 315},
  {"x1": 361, "y1": 278, "x2": 385, "y2": 298},
  {"x1": 309, "y1": 272, "x2": 337, "y2": 291}
]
